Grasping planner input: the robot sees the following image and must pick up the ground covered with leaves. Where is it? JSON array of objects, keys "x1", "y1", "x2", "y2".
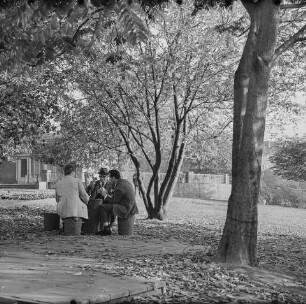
[
  {"x1": 0, "y1": 192, "x2": 305, "y2": 304},
  {"x1": 0, "y1": 188, "x2": 55, "y2": 200}
]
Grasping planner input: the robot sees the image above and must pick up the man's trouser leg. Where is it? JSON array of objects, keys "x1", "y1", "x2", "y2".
[{"x1": 98, "y1": 204, "x2": 113, "y2": 233}]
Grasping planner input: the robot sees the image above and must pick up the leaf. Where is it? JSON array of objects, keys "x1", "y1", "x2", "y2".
[
  {"x1": 117, "y1": 0, "x2": 149, "y2": 45},
  {"x1": 39, "y1": 32, "x2": 46, "y2": 45},
  {"x1": 50, "y1": 15, "x2": 58, "y2": 31}
]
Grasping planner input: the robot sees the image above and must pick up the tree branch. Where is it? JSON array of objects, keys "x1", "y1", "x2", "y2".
[
  {"x1": 274, "y1": 23, "x2": 306, "y2": 60},
  {"x1": 280, "y1": 2, "x2": 306, "y2": 9},
  {"x1": 72, "y1": 8, "x2": 104, "y2": 43}
]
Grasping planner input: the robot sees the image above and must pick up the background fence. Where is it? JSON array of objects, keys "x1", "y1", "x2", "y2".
[{"x1": 122, "y1": 172, "x2": 231, "y2": 201}]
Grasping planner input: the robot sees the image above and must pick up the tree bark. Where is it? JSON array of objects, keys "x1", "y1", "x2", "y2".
[{"x1": 218, "y1": 0, "x2": 280, "y2": 266}]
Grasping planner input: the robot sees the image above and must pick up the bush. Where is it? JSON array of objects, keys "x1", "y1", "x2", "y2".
[{"x1": 260, "y1": 170, "x2": 306, "y2": 208}]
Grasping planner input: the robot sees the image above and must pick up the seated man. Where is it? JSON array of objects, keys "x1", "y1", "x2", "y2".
[
  {"x1": 55, "y1": 163, "x2": 89, "y2": 235},
  {"x1": 84, "y1": 167, "x2": 115, "y2": 229},
  {"x1": 86, "y1": 167, "x2": 110, "y2": 199},
  {"x1": 96, "y1": 169, "x2": 138, "y2": 236}
]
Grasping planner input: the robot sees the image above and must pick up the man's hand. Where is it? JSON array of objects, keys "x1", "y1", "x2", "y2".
[{"x1": 98, "y1": 187, "x2": 108, "y2": 198}]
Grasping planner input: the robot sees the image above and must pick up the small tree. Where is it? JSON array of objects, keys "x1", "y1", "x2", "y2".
[{"x1": 63, "y1": 3, "x2": 235, "y2": 219}]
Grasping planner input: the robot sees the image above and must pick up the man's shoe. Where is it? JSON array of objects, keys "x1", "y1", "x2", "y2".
[{"x1": 96, "y1": 227, "x2": 111, "y2": 236}]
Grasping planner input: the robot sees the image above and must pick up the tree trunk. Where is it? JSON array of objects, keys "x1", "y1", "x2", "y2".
[
  {"x1": 145, "y1": 165, "x2": 161, "y2": 219},
  {"x1": 162, "y1": 141, "x2": 186, "y2": 209},
  {"x1": 218, "y1": 0, "x2": 280, "y2": 266},
  {"x1": 154, "y1": 122, "x2": 187, "y2": 220}
]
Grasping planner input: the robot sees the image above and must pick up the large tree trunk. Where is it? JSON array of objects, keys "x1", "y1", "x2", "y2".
[{"x1": 218, "y1": 0, "x2": 280, "y2": 266}]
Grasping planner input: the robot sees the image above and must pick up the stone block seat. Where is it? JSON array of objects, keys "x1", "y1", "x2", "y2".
[
  {"x1": 43, "y1": 212, "x2": 60, "y2": 231},
  {"x1": 117, "y1": 214, "x2": 135, "y2": 236}
]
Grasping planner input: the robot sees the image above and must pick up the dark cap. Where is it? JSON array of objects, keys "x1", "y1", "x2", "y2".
[{"x1": 98, "y1": 167, "x2": 109, "y2": 176}]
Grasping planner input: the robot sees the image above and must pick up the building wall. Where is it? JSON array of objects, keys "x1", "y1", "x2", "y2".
[{"x1": 0, "y1": 161, "x2": 17, "y2": 184}]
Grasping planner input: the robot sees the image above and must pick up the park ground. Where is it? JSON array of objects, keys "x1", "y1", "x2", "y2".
[{"x1": 0, "y1": 189, "x2": 306, "y2": 303}]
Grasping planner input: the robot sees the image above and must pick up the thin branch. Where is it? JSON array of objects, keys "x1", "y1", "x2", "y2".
[
  {"x1": 274, "y1": 23, "x2": 306, "y2": 60},
  {"x1": 281, "y1": 2, "x2": 306, "y2": 9},
  {"x1": 72, "y1": 8, "x2": 104, "y2": 43}
]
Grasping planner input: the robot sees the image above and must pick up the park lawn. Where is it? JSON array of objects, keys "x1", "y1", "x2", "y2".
[{"x1": 0, "y1": 194, "x2": 305, "y2": 303}]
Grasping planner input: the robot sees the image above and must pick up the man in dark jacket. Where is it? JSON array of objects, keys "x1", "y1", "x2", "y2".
[{"x1": 96, "y1": 169, "x2": 138, "y2": 236}]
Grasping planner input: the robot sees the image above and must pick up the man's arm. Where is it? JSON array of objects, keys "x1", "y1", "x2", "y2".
[
  {"x1": 79, "y1": 179, "x2": 90, "y2": 204},
  {"x1": 55, "y1": 191, "x2": 60, "y2": 203},
  {"x1": 103, "y1": 187, "x2": 124, "y2": 204}
]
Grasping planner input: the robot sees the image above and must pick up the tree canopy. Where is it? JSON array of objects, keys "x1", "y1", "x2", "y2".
[
  {"x1": 0, "y1": 66, "x2": 60, "y2": 162},
  {"x1": 45, "y1": 1, "x2": 236, "y2": 219}
]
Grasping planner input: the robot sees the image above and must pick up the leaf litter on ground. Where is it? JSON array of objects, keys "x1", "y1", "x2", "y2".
[{"x1": 0, "y1": 195, "x2": 305, "y2": 303}]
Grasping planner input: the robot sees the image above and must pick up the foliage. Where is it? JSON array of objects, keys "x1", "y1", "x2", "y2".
[
  {"x1": 57, "y1": 2, "x2": 237, "y2": 219},
  {"x1": 265, "y1": 7, "x2": 306, "y2": 139},
  {"x1": 267, "y1": 45, "x2": 306, "y2": 138},
  {"x1": 269, "y1": 137, "x2": 306, "y2": 182},
  {"x1": 185, "y1": 113, "x2": 233, "y2": 174},
  {"x1": 43, "y1": 94, "x2": 129, "y2": 169},
  {"x1": 32, "y1": 136, "x2": 78, "y2": 168},
  {"x1": 0, "y1": 68, "x2": 60, "y2": 161},
  {"x1": 260, "y1": 170, "x2": 306, "y2": 208},
  {"x1": 0, "y1": 0, "x2": 156, "y2": 70}
]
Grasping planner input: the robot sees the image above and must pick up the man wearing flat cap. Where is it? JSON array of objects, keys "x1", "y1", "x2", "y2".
[{"x1": 86, "y1": 167, "x2": 110, "y2": 199}]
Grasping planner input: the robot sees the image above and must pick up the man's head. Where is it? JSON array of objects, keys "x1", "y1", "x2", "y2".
[
  {"x1": 64, "y1": 163, "x2": 75, "y2": 176},
  {"x1": 108, "y1": 169, "x2": 121, "y2": 187},
  {"x1": 98, "y1": 167, "x2": 109, "y2": 185}
]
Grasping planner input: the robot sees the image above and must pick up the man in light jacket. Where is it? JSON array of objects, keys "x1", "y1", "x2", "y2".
[{"x1": 55, "y1": 163, "x2": 89, "y2": 220}]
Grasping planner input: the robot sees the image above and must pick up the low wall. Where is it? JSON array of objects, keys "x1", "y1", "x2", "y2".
[
  {"x1": 124, "y1": 171, "x2": 231, "y2": 201},
  {"x1": 173, "y1": 183, "x2": 231, "y2": 201}
]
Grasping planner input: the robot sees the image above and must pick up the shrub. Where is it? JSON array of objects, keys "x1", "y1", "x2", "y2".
[{"x1": 260, "y1": 170, "x2": 306, "y2": 208}]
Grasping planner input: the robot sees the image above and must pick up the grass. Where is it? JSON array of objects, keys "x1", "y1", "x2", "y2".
[{"x1": 139, "y1": 197, "x2": 306, "y2": 237}]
